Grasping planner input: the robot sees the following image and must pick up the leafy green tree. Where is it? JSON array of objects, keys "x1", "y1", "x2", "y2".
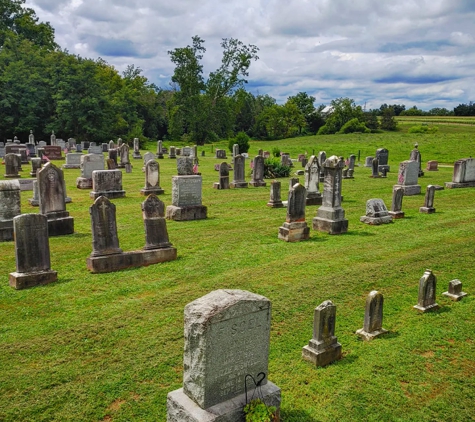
[
  {"x1": 287, "y1": 92, "x2": 315, "y2": 134},
  {"x1": 318, "y1": 97, "x2": 364, "y2": 134},
  {"x1": 228, "y1": 131, "x2": 250, "y2": 154},
  {"x1": 363, "y1": 111, "x2": 380, "y2": 130},
  {"x1": 380, "y1": 107, "x2": 398, "y2": 131}
]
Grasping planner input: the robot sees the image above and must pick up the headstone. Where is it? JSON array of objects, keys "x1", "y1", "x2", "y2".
[
  {"x1": 4, "y1": 153, "x2": 21, "y2": 178},
  {"x1": 6, "y1": 144, "x2": 28, "y2": 163},
  {"x1": 267, "y1": 180, "x2": 284, "y2": 208},
  {"x1": 76, "y1": 154, "x2": 105, "y2": 189},
  {"x1": 213, "y1": 162, "x2": 230, "y2": 190},
  {"x1": 388, "y1": 186, "x2": 404, "y2": 219},
  {"x1": 0, "y1": 145, "x2": 5, "y2": 158},
  {"x1": 445, "y1": 158, "x2": 475, "y2": 188},
  {"x1": 117, "y1": 138, "x2": 123, "y2": 147},
  {"x1": 409, "y1": 143, "x2": 424, "y2": 177},
  {"x1": 13, "y1": 136, "x2": 20, "y2": 144},
  {"x1": 376, "y1": 148, "x2": 390, "y2": 173},
  {"x1": 281, "y1": 153, "x2": 292, "y2": 167},
  {"x1": 88, "y1": 144, "x2": 103, "y2": 155},
  {"x1": 302, "y1": 300, "x2": 342, "y2": 367},
  {"x1": 63, "y1": 153, "x2": 83, "y2": 169},
  {"x1": 370, "y1": 157, "x2": 380, "y2": 178},
  {"x1": 304, "y1": 155, "x2": 322, "y2": 205},
  {"x1": 75, "y1": 143, "x2": 82, "y2": 153},
  {"x1": 169, "y1": 146, "x2": 176, "y2": 159},
  {"x1": 102, "y1": 143, "x2": 108, "y2": 152},
  {"x1": 278, "y1": 183, "x2": 309, "y2": 242},
  {"x1": 140, "y1": 160, "x2": 164, "y2": 195},
  {"x1": 28, "y1": 130, "x2": 35, "y2": 144},
  {"x1": 89, "y1": 196, "x2": 123, "y2": 257},
  {"x1": 9, "y1": 214, "x2": 57, "y2": 289},
  {"x1": 30, "y1": 157, "x2": 42, "y2": 177},
  {"x1": 176, "y1": 148, "x2": 182, "y2": 156},
  {"x1": 143, "y1": 151, "x2": 155, "y2": 168},
  {"x1": 43, "y1": 145, "x2": 63, "y2": 161},
  {"x1": 443, "y1": 279, "x2": 467, "y2": 301},
  {"x1": 57, "y1": 139, "x2": 66, "y2": 150},
  {"x1": 108, "y1": 148, "x2": 118, "y2": 166},
  {"x1": 90, "y1": 170, "x2": 126, "y2": 199},
  {"x1": 166, "y1": 175, "x2": 207, "y2": 221},
  {"x1": 50, "y1": 131, "x2": 57, "y2": 146},
  {"x1": 249, "y1": 155, "x2": 266, "y2": 187},
  {"x1": 133, "y1": 138, "x2": 142, "y2": 159},
  {"x1": 263, "y1": 151, "x2": 271, "y2": 158},
  {"x1": 0, "y1": 180, "x2": 21, "y2": 241},
  {"x1": 301, "y1": 158, "x2": 308, "y2": 167},
  {"x1": 167, "y1": 289, "x2": 281, "y2": 421},
  {"x1": 313, "y1": 155, "x2": 348, "y2": 234},
  {"x1": 108, "y1": 140, "x2": 115, "y2": 150},
  {"x1": 156, "y1": 140, "x2": 164, "y2": 159},
  {"x1": 232, "y1": 143, "x2": 239, "y2": 163},
  {"x1": 38, "y1": 141, "x2": 46, "y2": 148},
  {"x1": 142, "y1": 194, "x2": 173, "y2": 250},
  {"x1": 414, "y1": 269, "x2": 439, "y2": 312},
  {"x1": 420, "y1": 185, "x2": 436, "y2": 213},
  {"x1": 215, "y1": 149, "x2": 227, "y2": 159},
  {"x1": 393, "y1": 160, "x2": 421, "y2": 195},
  {"x1": 118, "y1": 144, "x2": 130, "y2": 168},
  {"x1": 26, "y1": 143, "x2": 36, "y2": 158},
  {"x1": 182, "y1": 146, "x2": 192, "y2": 156},
  {"x1": 28, "y1": 180, "x2": 39, "y2": 206},
  {"x1": 230, "y1": 154, "x2": 247, "y2": 188},
  {"x1": 365, "y1": 156, "x2": 374, "y2": 167},
  {"x1": 356, "y1": 291, "x2": 388, "y2": 341},
  {"x1": 106, "y1": 159, "x2": 116, "y2": 170},
  {"x1": 360, "y1": 199, "x2": 393, "y2": 225},
  {"x1": 317, "y1": 151, "x2": 326, "y2": 182},
  {"x1": 426, "y1": 160, "x2": 438, "y2": 171},
  {"x1": 177, "y1": 157, "x2": 194, "y2": 176},
  {"x1": 37, "y1": 162, "x2": 74, "y2": 236}
]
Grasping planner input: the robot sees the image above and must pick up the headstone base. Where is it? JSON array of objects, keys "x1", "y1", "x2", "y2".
[
  {"x1": 212, "y1": 183, "x2": 229, "y2": 190},
  {"x1": 230, "y1": 181, "x2": 248, "y2": 188},
  {"x1": 18, "y1": 179, "x2": 34, "y2": 191},
  {"x1": 47, "y1": 216, "x2": 74, "y2": 236},
  {"x1": 167, "y1": 382, "x2": 281, "y2": 422},
  {"x1": 62, "y1": 164, "x2": 81, "y2": 169},
  {"x1": 442, "y1": 291, "x2": 467, "y2": 301},
  {"x1": 0, "y1": 220, "x2": 13, "y2": 241},
  {"x1": 87, "y1": 247, "x2": 177, "y2": 273},
  {"x1": 9, "y1": 270, "x2": 58, "y2": 290},
  {"x1": 28, "y1": 198, "x2": 39, "y2": 206},
  {"x1": 140, "y1": 187, "x2": 164, "y2": 196},
  {"x1": 388, "y1": 211, "x2": 404, "y2": 219},
  {"x1": 445, "y1": 181, "x2": 475, "y2": 189},
  {"x1": 133, "y1": 153, "x2": 142, "y2": 159},
  {"x1": 90, "y1": 190, "x2": 126, "y2": 200},
  {"x1": 306, "y1": 195, "x2": 322, "y2": 206},
  {"x1": 392, "y1": 184, "x2": 421, "y2": 196},
  {"x1": 360, "y1": 215, "x2": 393, "y2": 225},
  {"x1": 4, "y1": 174, "x2": 21, "y2": 179},
  {"x1": 413, "y1": 303, "x2": 440, "y2": 313},
  {"x1": 419, "y1": 207, "x2": 435, "y2": 214},
  {"x1": 278, "y1": 221, "x2": 310, "y2": 242},
  {"x1": 267, "y1": 200, "x2": 284, "y2": 208},
  {"x1": 76, "y1": 177, "x2": 92, "y2": 189},
  {"x1": 249, "y1": 181, "x2": 267, "y2": 187},
  {"x1": 313, "y1": 217, "x2": 348, "y2": 234},
  {"x1": 356, "y1": 327, "x2": 388, "y2": 341},
  {"x1": 378, "y1": 165, "x2": 390, "y2": 173},
  {"x1": 166, "y1": 205, "x2": 207, "y2": 221},
  {"x1": 157, "y1": 154, "x2": 164, "y2": 159},
  {"x1": 302, "y1": 342, "x2": 342, "y2": 367}
]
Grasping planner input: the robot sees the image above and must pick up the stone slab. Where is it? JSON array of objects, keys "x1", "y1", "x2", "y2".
[
  {"x1": 442, "y1": 291, "x2": 467, "y2": 301},
  {"x1": 306, "y1": 197, "x2": 322, "y2": 206},
  {"x1": 278, "y1": 222, "x2": 310, "y2": 242},
  {"x1": 312, "y1": 217, "x2": 348, "y2": 234},
  {"x1": 76, "y1": 177, "x2": 92, "y2": 189},
  {"x1": 392, "y1": 184, "x2": 421, "y2": 196},
  {"x1": 166, "y1": 205, "x2": 207, "y2": 221},
  {"x1": 388, "y1": 211, "x2": 405, "y2": 219},
  {"x1": 47, "y1": 216, "x2": 74, "y2": 236},
  {"x1": 413, "y1": 303, "x2": 440, "y2": 313},
  {"x1": 9, "y1": 270, "x2": 57, "y2": 290},
  {"x1": 140, "y1": 187, "x2": 165, "y2": 196},
  {"x1": 419, "y1": 207, "x2": 436, "y2": 214},
  {"x1": 445, "y1": 181, "x2": 475, "y2": 189},
  {"x1": 18, "y1": 179, "x2": 34, "y2": 191},
  {"x1": 302, "y1": 342, "x2": 342, "y2": 367},
  {"x1": 86, "y1": 247, "x2": 177, "y2": 273},
  {"x1": 248, "y1": 181, "x2": 267, "y2": 187},
  {"x1": 355, "y1": 327, "x2": 388, "y2": 341},
  {"x1": 360, "y1": 215, "x2": 393, "y2": 225},
  {"x1": 0, "y1": 221, "x2": 14, "y2": 241},
  {"x1": 90, "y1": 190, "x2": 126, "y2": 200}
]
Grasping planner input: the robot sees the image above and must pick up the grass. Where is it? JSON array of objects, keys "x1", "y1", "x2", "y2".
[{"x1": 1, "y1": 124, "x2": 475, "y2": 421}]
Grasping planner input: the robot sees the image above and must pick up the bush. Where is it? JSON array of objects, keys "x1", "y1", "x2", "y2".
[
  {"x1": 264, "y1": 157, "x2": 291, "y2": 178},
  {"x1": 339, "y1": 118, "x2": 370, "y2": 134},
  {"x1": 228, "y1": 131, "x2": 250, "y2": 154},
  {"x1": 408, "y1": 125, "x2": 439, "y2": 134},
  {"x1": 272, "y1": 147, "x2": 280, "y2": 157},
  {"x1": 317, "y1": 124, "x2": 333, "y2": 135}
]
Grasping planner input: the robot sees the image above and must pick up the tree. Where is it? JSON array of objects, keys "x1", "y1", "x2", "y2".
[
  {"x1": 287, "y1": 92, "x2": 315, "y2": 134},
  {"x1": 380, "y1": 107, "x2": 397, "y2": 131},
  {"x1": 318, "y1": 97, "x2": 364, "y2": 134},
  {"x1": 454, "y1": 102, "x2": 475, "y2": 116}
]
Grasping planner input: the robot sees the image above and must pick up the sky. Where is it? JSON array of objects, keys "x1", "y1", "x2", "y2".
[{"x1": 25, "y1": 0, "x2": 475, "y2": 110}]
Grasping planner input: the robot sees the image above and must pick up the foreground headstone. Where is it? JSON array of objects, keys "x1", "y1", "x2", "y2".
[
  {"x1": 414, "y1": 269, "x2": 440, "y2": 312},
  {"x1": 360, "y1": 199, "x2": 393, "y2": 225},
  {"x1": 302, "y1": 300, "x2": 342, "y2": 367},
  {"x1": 267, "y1": 180, "x2": 284, "y2": 208},
  {"x1": 356, "y1": 291, "x2": 388, "y2": 341},
  {"x1": 140, "y1": 160, "x2": 164, "y2": 195},
  {"x1": 278, "y1": 183, "x2": 309, "y2": 242},
  {"x1": 213, "y1": 162, "x2": 230, "y2": 190},
  {"x1": 388, "y1": 186, "x2": 405, "y2": 219},
  {"x1": 305, "y1": 155, "x2": 322, "y2": 205},
  {"x1": 0, "y1": 180, "x2": 21, "y2": 241},
  {"x1": 230, "y1": 154, "x2": 248, "y2": 188},
  {"x1": 4, "y1": 153, "x2": 21, "y2": 178},
  {"x1": 313, "y1": 155, "x2": 348, "y2": 234},
  {"x1": 167, "y1": 289, "x2": 281, "y2": 421},
  {"x1": 445, "y1": 158, "x2": 475, "y2": 188},
  {"x1": 90, "y1": 170, "x2": 126, "y2": 199},
  {"x1": 393, "y1": 160, "x2": 421, "y2": 195},
  {"x1": 9, "y1": 214, "x2": 57, "y2": 289},
  {"x1": 442, "y1": 279, "x2": 467, "y2": 301},
  {"x1": 420, "y1": 185, "x2": 436, "y2": 213},
  {"x1": 249, "y1": 155, "x2": 266, "y2": 187}
]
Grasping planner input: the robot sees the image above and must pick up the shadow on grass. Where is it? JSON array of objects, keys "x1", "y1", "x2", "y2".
[
  {"x1": 280, "y1": 409, "x2": 321, "y2": 422},
  {"x1": 343, "y1": 231, "x2": 376, "y2": 237}
]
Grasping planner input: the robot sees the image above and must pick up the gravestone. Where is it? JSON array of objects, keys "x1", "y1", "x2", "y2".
[
  {"x1": 365, "y1": 156, "x2": 374, "y2": 167},
  {"x1": 443, "y1": 279, "x2": 467, "y2": 301},
  {"x1": 143, "y1": 151, "x2": 155, "y2": 168},
  {"x1": 409, "y1": 143, "x2": 424, "y2": 177},
  {"x1": 356, "y1": 291, "x2": 388, "y2": 340},
  {"x1": 6, "y1": 145, "x2": 28, "y2": 164},
  {"x1": 0, "y1": 180, "x2": 21, "y2": 241},
  {"x1": 28, "y1": 130, "x2": 35, "y2": 144},
  {"x1": 90, "y1": 170, "x2": 126, "y2": 199},
  {"x1": 249, "y1": 155, "x2": 266, "y2": 187},
  {"x1": 28, "y1": 180, "x2": 39, "y2": 206},
  {"x1": 108, "y1": 140, "x2": 115, "y2": 150},
  {"x1": 9, "y1": 214, "x2": 57, "y2": 289},
  {"x1": 30, "y1": 157, "x2": 42, "y2": 177},
  {"x1": 43, "y1": 145, "x2": 63, "y2": 161},
  {"x1": 63, "y1": 153, "x2": 83, "y2": 169},
  {"x1": 102, "y1": 143, "x2": 109, "y2": 152},
  {"x1": 267, "y1": 180, "x2": 284, "y2": 208},
  {"x1": 38, "y1": 141, "x2": 46, "y2": 148},
  {"x1": 140, "y1": 160, "x2": 164, "y2": 195},
  {"x1": 38, "y1": 162, "x2": 74, "y2": 236},
  {"x1": 317, "y1": 151, "x2": 326, "y2": 182},
  {"x1": 420, "y1": 185, "x2": 436, "y2": 213},
  {"x1": 230, "y1": 154, "x2": 248, "y2": 188},
  {"x1": 313, "y1": 155, "x2": 348, "y2": 234},
  {"x1": 360, "y1": 199, "x2": 393, "y2": 225},
  {"x1": 177, "y1": 157, "x2": 194, "y2": 176},
  {"x1": 133, "y1": 138, "x2": 142, "y2": 159},
  {"x1": 117, "y1": 138, "x2": 123, "y2": 147},
  {"x1": 213, "y1": 162, "x2": 230, "y2": 190},
  {"x1": 304, "y1": 155, "x2": 322, "y2": 205},
  {"x1": 445, "y1": 158, "x2": 475, "y2": 188},
  {"x1": 263, "y1": 151, "x2": 271, "y2": 158},
  {"x1": 232, "y1": 143, "x2": 239, "y2": 163},
  {"x1": 388, "y1": 186, "x2": 405, "y2": 219},
  {"x1": 281, "y1": 153, "x2": 292, "y2": 167},
  {"x1": 108, "y1": 148, "x2": 118, "y2": 166},
  {"x1": 118, "y1": 144, "x2": 130, "y2": 168},
  {"x1": 345, "y1": 154, "x2": 356, "y2": 178},
  {"x1": 26, "y1": 143, "x2": 36, "y2": 158},
  {"x1": 166, "y1": 173, "x2": 207, "y2": 221},
  {"x1": 169, "y1": 146, "x2": 176, "y2": 159},
  {"x1": 76, "y1": 154, "x2": 105, "y2": 189},
  {"x1": 167, "y1": 289, "x2": 281, "y2": 421},
  {"x1": 106, "y1": 159, "x2": 116, "y2": 170},
  {"x1": 302, "y1": 300, "x2": 342, "y2": 367},
  {"x1": 0, "y1": 145, "x2": 5, "y2": 158},
  {"x1": 182, "y1": 146, "x2": 192, "y2": 156},
  {"x1": 426, "y1": 160, "x2": 438, "y2": 171},
  {"x1": 88, "y1": 144, "x2": 103, "y2": 155},
  {"x1": 278, "y1": 183, "x2": 310, "y2": 242},
  {"x1": 393, "y1": 160, "x2": 421, "y2": 195},
  {"x1": 370, "y1": 157, "x2": 380, "y2": 178},
  {"x1": 142, "y1": 194, "x2": 175, "y2": 250},
  {"x1": 376, "y1": 148, "x2": 390, "y2": 173},
  {"x1": 156, "y1": 140, "x2": 164, "y2": 159},
  {"x1": 414, "y1": 269, "x2": 439, "y2": 312},
  {"x1": 50, "y1": 131, "x2": 57, "y2": 146},
  {"x1": 4, "y1": 153, "x2": 21, "y2": 178}
]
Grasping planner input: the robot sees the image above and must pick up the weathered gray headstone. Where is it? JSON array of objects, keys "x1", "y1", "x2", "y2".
[
  {"x1": 302, "y1": 300, "x2": 342, "y2": 367},
  {"x1": 156, "y1": 140, "x2": 164, "y2": 159},
  {"x1": 267, "y1": 180, "x2": 284, "y2": 208},
  {"x1": 215, "y1": 149, "x2": 227, "y2": 159},
  {"x1": 143, "y1": 151, "x2": 155, "y2": 168},
  {"x1": 420, "y1": 185, "x2": 436, "y2": 214},
  {"x1": 177, "y1": 157, "x2": 194, "y2": 176},
  {"x1": 28, "y1": 130, "x2": 35, "y2": 144},
  {"x1": 108, "y1": 140, "x2": 115, "y2": 150},
  {"x1": 232, "y1": 143, "x2": 239, "y2": 163},
  {"x1": 213, "y1": 162, "x2": 230, "y2": 190},
  {"x1": 28, "y1": 180, "x2": 39, "y2": 206},
  {"x1": 365, "y1": 156, "x2": 374, "y2": 167},
  {"x1": 89, "y1": 196, "x2": 123, "y2": 257},
  {"x1": 230, "y1": 154, "x2": 247, "y2": 188},
  {"x1": 356, "y1": 291, "x2": 388, "y2": 340},
  {"x1": 0, "y1": 180, "x2": 21, "y2": 241},
  {"x1": 360, "y1": 199, "x2": 393, "y2": 225},
  {"x1": 409, "y1": 143, "x2": 424, "y2": 177},
  {"x1": 108, "y1": 148, "x2": 118, "y2": 166},
  {"x1": 166, "y1": 175, "x2": 207, "y2": 221},
  {"x1": 76, "y1": 154, "x2": 105, "y2": 189},
  {"x1": 63, "y1": 153, "x2": 83, "y2": 169},
  {"x1": 304, "y1": 155, "x2": 322, "y2": 205},
  {"x1": 90, "y1": 170, "x2": 126, "y2": 199},
  {"x1": 278, "y1": 183, "x2": 309, "y2": 242},
  {"x1": 370, "y1": 157, "x2": 380, "y2": 178},
  {"x1": 88, "y1": 145, "x2": 103, "y2": 155},
  {"x1": 414, "y1": 269, "x2": 439, "y2": 312},
  {"x1": 442, "y1": 279, "x2": 467, "y2": 301},
  {"x1": 167, "y1": 289, "x2": 281, "y2": 421},
  {"x1": 50, "y1": 131, "x2": 57, "y2": 146},
  {"x1": 249, "y1": 155, "x2": 266, "y2": 187},
  {"x1": 445, "y1": 158, "x2": 475, "y2": 188},
  {"x1": 118, "y1": 144, "x2": 130, "y2": 168},
  {"x1": 133, "y1": 138, "x2": 142, "y2": 159},
  {"x1": 393, "y1": 160, "x2": 421, "y2": 195},
  {"x1": 4, "y1": 153, "x2": 21, "y2": 178},
  {"x1": 142, "y1": 194, "x2": 173, "y2": 250},
  {"x1": 169, "y1": 146, "x2": 176, "y2": 159},
  {"x1": 117, "y1": 138, "x2": 123, "y2": 147},
  {"x1": 140, "y1": 160, "x2": 164, "y2": 195},
  {"x1": 388, "y1": 186, "x2": 405, "y2": 219},
  {"x1": 376, "y1": 148, "x2": 390, "y2": 173}
]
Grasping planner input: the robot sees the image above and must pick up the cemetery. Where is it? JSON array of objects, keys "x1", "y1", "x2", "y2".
[{"x1": 0, "y1": 125, "x2": 475, "y2": 421}]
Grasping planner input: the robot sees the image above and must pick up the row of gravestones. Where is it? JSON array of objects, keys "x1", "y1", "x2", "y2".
[{"x1": 166, "y1": 269, "x2": 467, "y2": 420}]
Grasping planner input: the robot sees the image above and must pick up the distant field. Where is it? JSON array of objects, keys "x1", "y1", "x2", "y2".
[{"x1": 397, "y1": 115, "x2": 475, "y2": 125}]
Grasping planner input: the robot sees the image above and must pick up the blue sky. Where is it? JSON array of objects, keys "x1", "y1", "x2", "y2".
[{"x1": 26, "y1": 0, "x2": 475, "y2": 110}]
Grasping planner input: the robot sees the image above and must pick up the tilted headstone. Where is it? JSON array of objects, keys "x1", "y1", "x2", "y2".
[
  {"x1": 76, "y1": 154, "x2": 105, "y2": 189},
  {"x1": 313, "y1": 155, "x2": 348, "y2": 234},
  {"x1": 9, "y1": 214, "x2": 57, "y2": 289},
  {"x1": 141, "y1": 160, "x2": 164, "y2": 195},
  {"x1": 420, "y1": 185, "x2": 436, "y2": 213},
  {"x1": 156, "y1": 140, "x2": 164, "y2": 159},
  {"x1": 4, "y1": 153, "x2": 21, "y2": 178},
  {"x1": 169, "y1": 146, "x2": 176, "y2": 159},
  {"x1": 142, "y1": 194, "x2": 172, "y2": 249},
  {"x1": 90, "y1": 170, "x2": 126, "y2": 199},
  {"x1": 302, "y1": 300, "x2": 342, "y2": 367},
  {"x1": 63, "y1": 153, "x2": 83, "y2": 169},
  {"x1": 376, "y1": 148, "x2": 390, "y2": 173},
  {"x1": 356, "y1": 291, "x2": 388, "y2": 340},
  {"x1": 118, "y1": 144, "x2": 130, "y2": 168},
  {"x1": 360, "y1": 198, "x2": 393, "y2": 225},
  {"x1": 426, "y1": 160, "x2": 438, "y2": 171},
  {"x1": 388, "y1": 186, "x2": 405, "y2": 219},
  {"x1": 133, "y1": 138, "x2": 142, "y2": 159},
  {"x1": 445, "y1": 158, "x2": 475, "y2": 188},
  {"x1": 443, "y1": 279, "x2": 467, "y2": 301},
  {"x1": 267, "y1": 180, "x2": 284, "y2": 208},
  {"x1": 414, "y1": 269, "x2": 439, "y2": 312},
  {"x1": 409, "y1": 143, "x2": 424, "y2": 177},
  {"x1": 249, "y1": 155, "x2": 266, "y2": 187},
  {"x1": 278, "y1": 183, "x2": 309, "y2": 242},
  {"x1": 230, "y1": 154, "x2": 247, "y2": 188},
  {"x1": 393, "y1": 160, "x2": 421, "y2": 195},
  {"x1": 89, "y1": 196, "x2": 123, "y2": 257},
  {"x1": 304, "y1": 155, "x2": 322, "y2": 205},
  {"x1": 28, "y1": 180, "x2": 39, "y2": 206},
  {"x1": 167, "y1": 289, "x2": 281, "y2": 421},
  {"x1": 370, "y1": 157, "x2": 380, "y2": 178},
  {"x1": 213, "y1": 162, "x2": 230, "y2": 190},
  {"x1": 0, "y1": 180, "x2": 21, "y2": 241}
]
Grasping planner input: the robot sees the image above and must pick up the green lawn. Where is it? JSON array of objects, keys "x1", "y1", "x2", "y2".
[{"x1": 1, "y1": 125, "x2": 474, "y2": 421}]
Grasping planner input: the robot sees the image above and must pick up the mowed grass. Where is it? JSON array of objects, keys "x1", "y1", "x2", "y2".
[{"x1": 1, "y1": 125, "x2": 475, "y2": 421}]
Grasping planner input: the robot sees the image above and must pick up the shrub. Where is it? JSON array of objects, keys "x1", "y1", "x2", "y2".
[
  {"x1": 272, "y1": 147, "x2": 281, "y2": 157},
  {"x1": 339, "y1": 118, "x2": 370, "y2": 134},
  {"x1": 264, "y1": 157, "x2": 291, "y2": 178},
  {"x1": 228, "y1": 131, "x2": 250, "y2": 154},
  {"x1": 317, "y1": 124, "x2": 333, "y2": 135},
  {"x1": 408, "y1": 125, "x2": 439, "y2": 134}
]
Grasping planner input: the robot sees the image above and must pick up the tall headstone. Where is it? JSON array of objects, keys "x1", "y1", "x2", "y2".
[
  {"x1": 117, "y1": 138, "x2": 123, "y2": 147},
  {"x1": 50, "y1": 131, "x2": 57, "y2": 146},
  {"x1": 304, "y1": 155, "x2": 322, "y2": 205},
  {"x1": 89, "y1": 196, "x2": 123, "y2": 257},
  {"x1": 420, "y1": 185, "x2": 436, "y2": 213},
  {"x1": 370, "y1": 157, "x2": 380, "y2": 178},
  {"x1": 249, "y1": 155, "x2": 266, "y2": 187},
  {"x1": 118, "y1": 144, "x2": 130, "y2": 168},
  {"x1": 232, "y1": 143, "x2": 239, "y2": 163},
  {"x1": 133, "y1": 138, "x2": 142, "y2": 159},
  {"x1": 344, "y1": 154, "x2": 356, "y2": 178},
  {"x1": 167, "y1": 289, "x2": 281, "y2": 421},
  {"x1": 108, "y1": 148, "x2": 118, "y2": 166},
  {"x1": 4, "y1": 153, "x2": 21, "y2": 178},
  {"x1": 376, "y1": 148, "x2": 390, "y2": 173},
  {"x1": 443, "y1": 279, "x2": 467, "y2": 301},
  {"x1": 356, "y1": 291, "x2": 388, "y2": 340},
  {"x1": 142, "y1": 194, "x2": 174, "y2": 250},
  {"x1": 140, "y1": 160, "x2": 164, "y2": 195},
  {"x1": 76, "y1": 154, "x2": 105, "y2": 189},
  {"x1": 9, "y1": 214, "x2": 57, "y2": 289},
  {"x1": 409, "y1": 143, "x2": 424, "y2": 177},
  {"x1": 278, "y1": 183, "x2": 310, "y2": 242},
  {"x1": 302, "y1": 300, "x2": 342, "y2": 367},
  {"x1": 0, "y1": 180, "x2": 21, "y2": 241},
  {"x1": 267, "y1": 180, "x2": 284, "y2": 208},
  {"x1": 169, "y1": 146, "x2": 176, "y2": 159},
  {"x1": 388, "y1": 186, "x2": 405, "y2": 219},
  {"x1": 156, "y1": 140, "x2": 164, "y2": 159},
  {"x1": 90, "y1": 170, "x2": 126, "y2": 199},
  {"x1": 445, "y1": 158, "x2": 475, "y2": 188},
  {"x1": 38, "y1": 162, "x2": 74, "y2": 236},
  {"x1": 108, "y1": 140, "x2": 115, "y2": 150},
  {"x1": 313, "y1": 155, "x2": 348, "y2": 234},
  {"x1": 317, "y1": 151, "x2": 326, "y2": 182},
  {"x1": 28, "y1": 180, "x2": 39, "y2": 206},
  {"x1": 213, "y1": 162, "x2": 230, "y2": 190},
  {"x1": 414, "y1": 269, "x2": 439, "y2": 312},
  {"x1": 393, "y1": 160, "x2": 421, "y2": 195},
  {"x1": 28, "y1": 130, "x2": 35, "y2": 144},
  {"x1": 360, "y1": 199, "x2": 393, "y2": 225},
  {"x1": 230, "y1": 154, "x2": 247, "y2": 188}
]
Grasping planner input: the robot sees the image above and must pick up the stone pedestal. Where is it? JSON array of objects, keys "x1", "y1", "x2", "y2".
[
  {"x1": 165, "y1": 205, "x2": 207, "y2": 221},
  {"x1": 46, "y1": 211, "x2": 75, "y2": 236},
  {"x1": 166, "y1": 175, "x2": 207, "y2": 221},
  {"x1": 392, "y1": 184, "x2": 421, "y2": 196},
  {"x1": 442, "y1": 279, "x2": 467, "y2": 301},
  {"x1": 360, "y1": 199, "x2": 393, "y2": 225},
  {"x1": 388, "y1": 210, "x2": 404, "y2": 219},
  {"x1": 278, "y1": 221, "x2": 309, "y2": 242},
  {"x1": 419, "y1": 206, "x2": 435, "y2": 214},
  {"x1": 9, "y1": 270, "x2": 58, "y2": 290},
  {"x1": 306, "y1": 193, "x2": 322, "y2": 206},
  {"x1": 302, "y1": 341, "x2": 342, "y2": 367},
  {"x1": 313, "y1": 207, "x2": 348, "y2": 234}
]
